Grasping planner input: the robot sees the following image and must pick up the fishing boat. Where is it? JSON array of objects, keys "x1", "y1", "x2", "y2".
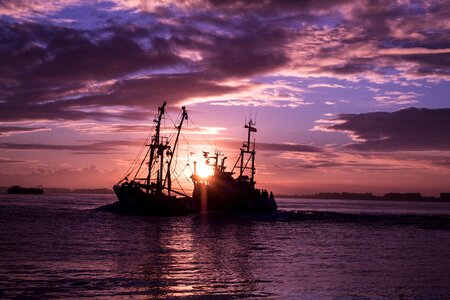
[
  {"x1": 7, "y1": 185, "x2": 44, "y2": 194},
  {"x1": 113, "y1": 102, "x2": 276, "y2": 215},
  {"x1": 113, "y1": 102, "x2": 196, "y2": 215},
  {"x1": 191, "y1": 119, "x2": 277, "y2": 213}
]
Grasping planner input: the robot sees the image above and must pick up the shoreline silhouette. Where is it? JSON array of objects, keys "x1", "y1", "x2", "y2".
[
  {"x1": 277, "y1": 192, "x2": 450, "y2": 202},
  {"x1": 1, "y1": 186, "x2": 449, "y2": 202}
]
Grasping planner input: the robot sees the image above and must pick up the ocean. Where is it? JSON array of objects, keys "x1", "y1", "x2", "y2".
[{"x1": 0, "y1": 194, "x2": 449, "y2": 299}]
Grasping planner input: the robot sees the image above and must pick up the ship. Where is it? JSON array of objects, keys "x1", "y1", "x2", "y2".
[
  {"x1": 7, "y1": 185, "x2": 44, "y2": 194},
  {"x1": 113, "y1": 102, "x2": 277, "y2": 215},
  {"x1": 113, "y1": 102, "x2": 196, "y2": 215},
  {"x1": 191, "y1": 119, "x2": 277, "y2": 213}
]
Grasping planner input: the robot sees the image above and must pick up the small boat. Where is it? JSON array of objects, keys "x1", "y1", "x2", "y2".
[
  {"x1": 113, "y1": 102, "x2": 196, "y2": 215},
  {"x1": 7, "y1": 185, "x2": 44, "y2": 194},
  {"x1": 191, "y1": 119, "x2": 277, "y2": 213}
]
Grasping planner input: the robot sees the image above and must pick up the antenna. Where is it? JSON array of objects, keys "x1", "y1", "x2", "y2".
[{"x1": 186, "y1": 145, "x2": 190, "y2": 166}]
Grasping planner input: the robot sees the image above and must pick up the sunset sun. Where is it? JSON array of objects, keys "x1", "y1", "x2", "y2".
[{"x1": 195, "y1": 163, "x2": 213, "y2": 179}]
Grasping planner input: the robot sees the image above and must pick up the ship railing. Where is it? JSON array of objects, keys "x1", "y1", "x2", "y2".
[
  {"x1": 151, "y1": 136, "x2": 169, "y2": 145},
  {"x1": 242, "y1": 141, "x2": 255, "y2": 151}
]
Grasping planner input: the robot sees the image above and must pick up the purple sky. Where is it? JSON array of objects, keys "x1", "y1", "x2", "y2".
[{"x1": 0, "y1": 0, "x2": 449, "y2": 195}]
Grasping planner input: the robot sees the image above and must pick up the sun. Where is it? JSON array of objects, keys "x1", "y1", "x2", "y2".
[{"x1": 196, "y1": 163, "x2": 213, "y2": 178}]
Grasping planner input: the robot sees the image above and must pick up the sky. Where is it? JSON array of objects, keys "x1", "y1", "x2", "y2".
[{"x1": 0, "y1": 0, "x2": 449, "y2": 196}]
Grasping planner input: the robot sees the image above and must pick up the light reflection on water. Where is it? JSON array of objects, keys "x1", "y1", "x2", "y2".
[{"x1": 0, "y1": 194, "x2": 449, "y2": 299}]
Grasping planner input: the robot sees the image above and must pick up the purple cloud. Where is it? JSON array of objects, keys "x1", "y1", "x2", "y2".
[
  {"x1": 323, "y1": 107, "x2": 450, "y2": 151},
  {"x1": 0, "y1": 140, "x2": 141, "y2": 154},
  {"x1": 0, "y1": 165, "x2": 121, "y2": 189},
  {"x1": 0, "y1": 126, "x2": 50, "y2": 136},
  {"x1": 0, "y1": 157, "x2": 29, "y2": 164},
  {"x1": 257, "y1": 142, "x2": 322, "y2": 153},
  {"x1": 216, "y1": 140, "x2": 323, "y2": 153},
  {"x1": 0, "y1": 15, "x2": 289, "y2": 121},
  {"x1": 0, "y1": 0, "x2": 449, "y2": 124}
]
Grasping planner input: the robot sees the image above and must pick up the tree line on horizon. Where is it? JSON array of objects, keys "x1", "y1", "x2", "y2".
[{"x1": 277, "y1": 192, "x2": 450, "y2": 202}]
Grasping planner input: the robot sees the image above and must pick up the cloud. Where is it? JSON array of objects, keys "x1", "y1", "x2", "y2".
[
  {"x1": 257, "y1": 142, "x2": 322, "y2": 153},
  {"x1": 0, "y1": 157, "x2": 30, "y2": 164},
  {"x1": 0, "y1": 20, "x2": 180, "y2": 121},
  {"x1": 69, "y1": 76, "x2": 241, "y2": 109},
  {"x1": 378, "y1": 47, "x2": 450, "y2": 56},
  {"x1": 321, "y1": 107, "x2": 450, "y2": 151},
  {"x1": 275, "y1": 148, "x2": 450, "y2": 173},
  {"x1": 1, "y1": 0, "x2": 449, "y2": 125},
  {"x1": 284, "y1": 1, "x2": 450, "y2": 82},
  {"x1": 0, "y1": 13, "x2": 293, "y2": 121},
  {"x1": 215, "y1": 140, "x2": 323, "y2": 153},
  {"x1": 283, "y1": 152, "x2": 411, "y2": 171},
  {"x1": 0, "y1": 164, "x2": 121, "y2": 188},
  {"x1": 0, "y1": 126, "x2": 50, "y2": 136},
  {"x1": 373, "y1": 91, "x2": 421, "y2": 105},
  {"x1": 203, "y1": 0, "x2": 352, "y2": 12},
  {"x1": 61, "y1": 122, "x2": 226, "y2": 135},
  {"x1": 308, "y1": 83, "x2": 346, "y2": 89},
  {"x1": 0, "y1": 0, "x2": 80, "y2": 20},
  {"x1": 189, "y1": 80, "x2": 309, "y2": 107},
  {"x1": 0, "y1": 140, "x2": 141, "y2": 154}
]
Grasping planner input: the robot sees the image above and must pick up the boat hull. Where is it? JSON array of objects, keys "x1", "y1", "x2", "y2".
[
  {"x1": 113, "y1": 184, "x2": 197, "y2": 216},
  {"x1": 192, "y1": 180, "x2": 277, "y2": 213}
]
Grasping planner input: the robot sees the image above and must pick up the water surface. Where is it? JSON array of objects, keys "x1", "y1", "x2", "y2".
[{"x1": 0, "y1": 194, "x2": 449, "y2": 299}]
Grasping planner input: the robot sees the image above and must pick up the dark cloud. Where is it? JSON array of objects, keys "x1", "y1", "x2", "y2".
[
  {"x1": 71, "y1": 75, "x2": 241, "y2": 108},
  {"x1": 0, "y1": 165, "x2": 121, "y2": 189},
  {"x1": 325, "y1": 107, "x2": 450, "y2": 151},
  {"x1": 304, "y1": 1, "x2": 450, "y2": 80},
  {"x1": 0, "y1": 21, "x2": 182, "y2": 102},
  {"x1": 0, "y1": 21, "x2": 180, "y2": 83},
  {"x1": 322, "y1": 59, "x2": 374, "y2": 75},
  {"x1": 0, "y1": 157, "x2": 29, "y2": 164},
  {"x1": 257, "y1": 142, "x2": 322, "y2": 153},
  {"x1": 217, "y1": 140, "x2": 323, "y2": 153},
  {"x1": 0, "y1": 75, "x2": 240, "y2": 122},
  {"x1": 0, "y1": 20, "x2": 176, "y2": 121},
  {"x1": 1, "y1": 1, "x2": 449, "y2": 124},
  {"x1": 204, "y1": 0, "x2": 351, "y2": 14},
  {"x1": 396, "y1": 53, "x2": 450, "y2": 77},
  {"x1": 204, "y1": 27, "x2": 290, "y2": 78},
  {"x1": 279, "y1": 149, "x2": 450, "y2": 172},
  {"x1": 0, "y1": 126, "x2": 49, "y2": 136},
  {"x1": 296, "y1": 160, "x2": 413, "y2": 171},
  {"x1": 0, "y1": 15, "x2": 288, "y2": 122},
  {"x1": 0, "y1": 140, "x2": 140, "y2": 154}
]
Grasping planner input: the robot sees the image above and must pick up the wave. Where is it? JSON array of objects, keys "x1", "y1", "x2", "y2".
[
  {"x1": 95, "y1": 202, "x2": 449, "y2": 230},
  {"x1": 252, "y1": 210, "x2": 450, "y2": 230}
]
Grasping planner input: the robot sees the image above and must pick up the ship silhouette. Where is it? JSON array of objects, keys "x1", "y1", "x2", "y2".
[
  {"x1": 191, "y1": 119, "x2": 277, "y2": 213},
  {"x1": 7, "y1": 185, "x2": 44, "y2": 194},
  {"x1": 113, "y1": 102, "x2": 276, "y2": 215}
]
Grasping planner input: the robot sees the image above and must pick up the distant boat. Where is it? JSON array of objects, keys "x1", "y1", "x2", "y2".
[{"x1": 7, "y1": 185, "x2": 44, "y2": 194}]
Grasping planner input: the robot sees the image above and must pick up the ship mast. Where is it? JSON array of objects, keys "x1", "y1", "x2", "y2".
[
  {"x1": 163, "y1": 106, "x2": 188, "y2": 195},
  {"x1": 237, "y1": 119, "x2": 257, "y2": 183},
  {"x1": 146, "y1": 101, "x2": 168, "y2": 194}
]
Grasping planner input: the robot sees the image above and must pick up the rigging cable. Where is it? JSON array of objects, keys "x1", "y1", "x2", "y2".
[{"x1": 119, "y1": 124, "x2": 155, "y2": 182}]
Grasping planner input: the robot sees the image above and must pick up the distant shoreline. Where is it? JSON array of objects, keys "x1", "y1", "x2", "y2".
[
  {"x1": 0, "y1": 187, "x2": 114, "y2": 194},
  {"x1": 1, "y1": 187, "x2": 449, "y2": 202},
  {"x1": 277, "y1": 192, "x2": 450, "y2": 202}
]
